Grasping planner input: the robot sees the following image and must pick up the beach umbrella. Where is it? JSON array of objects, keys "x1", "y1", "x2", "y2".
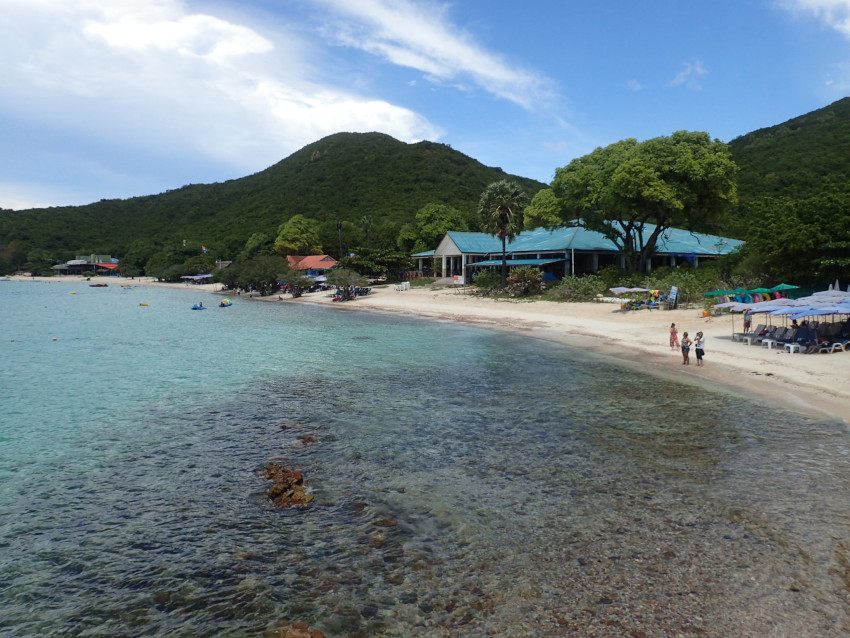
[
  {"x1": 768, "y1": 283, "x2": 799, "y2": 292},
  {"x1": 815, "y1": 290, "x2": 850, "y2": 298},
  {"x1": 769, "y1": 307, "x2": 804, "y2": 316}
]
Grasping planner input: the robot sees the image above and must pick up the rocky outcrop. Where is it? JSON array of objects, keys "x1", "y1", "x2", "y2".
[
  {"x1": 263, "y1": 463, "x2": 314, "y2": 506},
  {"x1": 278, "y1": 622, "x2": 325, "y2": 638}
]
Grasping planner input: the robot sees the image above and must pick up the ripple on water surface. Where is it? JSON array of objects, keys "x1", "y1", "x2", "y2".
[{"x1": 1, "y1": 281, "x2": 849, "y2": 636}]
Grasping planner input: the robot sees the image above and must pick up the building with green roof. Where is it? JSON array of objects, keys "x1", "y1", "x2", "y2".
[{"x1": 416, "y1": 223, "x2": 742, "y2": 282}]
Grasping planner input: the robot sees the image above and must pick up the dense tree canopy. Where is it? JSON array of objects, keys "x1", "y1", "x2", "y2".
[
  {"x1": 337, "y1": 248, "x2": 413, "y2": 279},
  {"x1": 274, "y1": 215, "x2": 323, "y2": 255},
  {"x1": 742, "y1": 193, "x2": 850, "y2": 284},
  {"x1": 523, "y1": 188, "x2": 561, "y2": 229},
  {"x1": 551, "y1": 131, "x2": 738, "y2": 272},
  {"x1": 397, "y1": 203, "x2": 470, "y2": 253}
]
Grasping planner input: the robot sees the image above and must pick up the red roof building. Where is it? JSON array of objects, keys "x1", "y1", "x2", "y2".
[{"x1": 286, "y1": 255, "x2": 338, "y2": 272}]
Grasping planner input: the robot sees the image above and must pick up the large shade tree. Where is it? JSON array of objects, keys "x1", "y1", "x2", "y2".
[
  {"x1": 551, "y1": 131, "x2": 738, "y2": 272},
  {"x1": 478, "y1": 180, "x2": 529, "y2": 287},
  {"x1": 273, "y1": 214, "x2": 323, "y2": 256},
  {"x1": 396, "y1": 203, "x2": 469, "y2": 253},
  {"x1": 523, "y1": 188, "x2": 562, "y2": 230}
]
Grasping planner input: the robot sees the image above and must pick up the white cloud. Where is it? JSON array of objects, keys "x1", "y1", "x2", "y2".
[
  {"x1": 780, "y1": 0, "x2": 850, "y2": 36},
  {"x1": 669, "y1": 61, "x2": 707, "y2": 90},
  {"x1": 0, "y1": 0, "x2": 442, "y2": 193},
  {"x1": 626, "y1": 79, "x2": 644, "y2": 91},
  {"x1": 308, "y1": 0, "x2": 558, "y2": 110}
]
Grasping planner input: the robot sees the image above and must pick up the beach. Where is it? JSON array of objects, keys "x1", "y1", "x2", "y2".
[{"x1": 13, "y1": 274, "x2": 850, "y2": 425}]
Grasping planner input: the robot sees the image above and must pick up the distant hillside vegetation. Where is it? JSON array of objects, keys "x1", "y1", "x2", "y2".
[
  {"x1": 0, "y1": 132, "x2": 546, "y2": 258},
  {"x1": 729, "y1": 97, "x2": 850, "y2": 205}
]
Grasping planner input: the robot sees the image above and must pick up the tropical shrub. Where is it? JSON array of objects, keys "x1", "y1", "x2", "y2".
[
  {"x1": 547, "y1": 274, "x2": 608, "y2": 301},
  {"x1": 507, "y1": 266, "x2": 543, "y2": 296}
]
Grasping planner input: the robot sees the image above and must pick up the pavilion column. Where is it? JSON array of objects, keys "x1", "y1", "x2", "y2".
[
  {"x1": 461, "y1": 254, "x2": 468, "y2": 281},
  {"x1": 441, "y1": 254, "x2": 447, "y2": 277}
]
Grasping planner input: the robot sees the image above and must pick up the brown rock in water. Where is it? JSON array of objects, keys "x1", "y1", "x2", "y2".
[
  {"x1": 263, "y1": 463, "x2": 314, "y2": 507},
  {"x1": 278, "y1": 622, "x2": 325, "y2": 638}
]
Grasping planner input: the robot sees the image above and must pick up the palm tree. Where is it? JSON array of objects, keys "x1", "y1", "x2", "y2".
[{"x1": 478, "y1": 180, "x2": 529, "y2": 288}]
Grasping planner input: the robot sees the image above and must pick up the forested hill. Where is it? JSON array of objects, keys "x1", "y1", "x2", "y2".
[
  {"x1": 729, "y1": 97, "x2": 850, "y2": 205},
  {"x1": 0, "y1": 132, "x2": 546, "y2": 258}
]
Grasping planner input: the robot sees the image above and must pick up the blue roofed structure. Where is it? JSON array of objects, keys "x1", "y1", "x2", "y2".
[{"x1": 419, "y1": 223, "x2": 743, "y2": 281}]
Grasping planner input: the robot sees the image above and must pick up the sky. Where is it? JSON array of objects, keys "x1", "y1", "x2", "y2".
[{"x1": 2, "y1": 0, "x2": 850, "y2": 210}]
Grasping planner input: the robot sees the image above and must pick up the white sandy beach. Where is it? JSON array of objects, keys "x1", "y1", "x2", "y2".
[{"x1": 13, "y1": 274, "x2": 850, "y2": 424}]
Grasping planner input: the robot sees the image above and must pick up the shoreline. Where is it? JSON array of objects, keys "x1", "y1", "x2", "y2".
[{"x1": 11, "y1": 274, "x2": 850, "y2": 424}]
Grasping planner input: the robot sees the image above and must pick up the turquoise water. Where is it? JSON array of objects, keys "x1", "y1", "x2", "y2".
[{"x1": 1, "y1": 280, "x2": 849, "y2": 637}]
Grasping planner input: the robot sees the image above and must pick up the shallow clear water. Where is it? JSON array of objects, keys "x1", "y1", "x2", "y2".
[{"x1": 1, "y1": 280, "x2": 848, "y2": 637}]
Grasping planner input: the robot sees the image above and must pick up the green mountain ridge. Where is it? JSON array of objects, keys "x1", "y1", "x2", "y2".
[
  {"x1": 728, "y1": 96, "x2": 850, "y2": 204},
  {"x1": 0, "y1": 132, "x2": 546, "y2": 260},
  {"x1": 3, "y1": 98, "x2": 850, "y2": 280}
]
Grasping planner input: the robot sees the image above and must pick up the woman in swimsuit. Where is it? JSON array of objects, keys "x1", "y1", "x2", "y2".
[{"x1": 681, "y1": 331, "x2": 692, "y2": 365}]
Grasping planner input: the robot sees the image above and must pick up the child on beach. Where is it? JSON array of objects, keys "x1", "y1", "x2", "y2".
[
  {"x1": 694, "y1": 331, "x2": 705, "y2": 367},
  {"x1": 681, "y1": 331, "x2": 692, "y2": 365},
  {"x1": 670, "y1": 323, "x2": 680, "y2": 350}
]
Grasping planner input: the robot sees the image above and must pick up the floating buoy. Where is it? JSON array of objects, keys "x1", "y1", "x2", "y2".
[
  {"x1": 139, "y1": 302, "x2": 148, "y2": 306},
  {"x1": 70, "y1": 292, "x2": 76, "y2": 294}
]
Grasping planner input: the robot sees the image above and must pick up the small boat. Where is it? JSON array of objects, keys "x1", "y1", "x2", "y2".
[
  {"x1": 219, "y1": 299, "x2": 232, "y2": 307},
  {"x1": 139, "y1": 302, "x2": 148, "y2": 306},
  {"x1": 89, "y1": 283, "x2": 108, "y2": 287},
  {"x1": 191, "y1": 304, "x2": 206, "y2": 310}
]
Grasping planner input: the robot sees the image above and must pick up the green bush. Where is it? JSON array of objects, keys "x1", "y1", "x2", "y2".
[
  {"x1": 546, "y1": 274, "x2": 608, "y2": 301},
  {"x1": 470, "y1": 270, "x2": 500, "y2": 295},
  {"x1": 507, "y1": 266, "x2": 543, "y2": 296}
]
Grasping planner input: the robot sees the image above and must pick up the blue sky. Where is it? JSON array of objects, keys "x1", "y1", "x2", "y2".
[{"x1": 2, "y1": 0, "x2": 849, "y2": 209}]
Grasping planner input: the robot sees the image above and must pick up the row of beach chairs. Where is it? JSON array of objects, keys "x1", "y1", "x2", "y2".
[{"x1": 735, "y1": 321, "x2": 850, "y2": 353}]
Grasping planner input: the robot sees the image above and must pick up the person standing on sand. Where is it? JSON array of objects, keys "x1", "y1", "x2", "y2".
[
  {"x1": 670, "y1": 323, "x2": 680, "y2": 350},
  {"x1": 681, "y1": 331, "x2": 692, "y2": 365},
  {"x1": 694, "y1": 331, "x2": 705, "y2": 367}
]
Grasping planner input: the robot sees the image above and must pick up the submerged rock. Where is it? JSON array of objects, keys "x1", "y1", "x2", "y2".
[
  {"x1": 278, "y1": 622, "x2": 325, "y2": 638},
  {"x1": 263, "y1": 463, "x2": 314, "y2": 507}
]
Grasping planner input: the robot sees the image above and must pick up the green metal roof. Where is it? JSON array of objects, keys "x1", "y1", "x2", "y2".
[
  {"x1": 437, "y1": 223, "x2": 742, "y2": 257},
  {"x1": 446, "y1": 231, "x2": 504, "y2": 253}
]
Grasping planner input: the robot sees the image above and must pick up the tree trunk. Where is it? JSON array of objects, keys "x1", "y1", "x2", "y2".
[{"x1": 500, "y1": 236, "x2": 507, "y2": 288}]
